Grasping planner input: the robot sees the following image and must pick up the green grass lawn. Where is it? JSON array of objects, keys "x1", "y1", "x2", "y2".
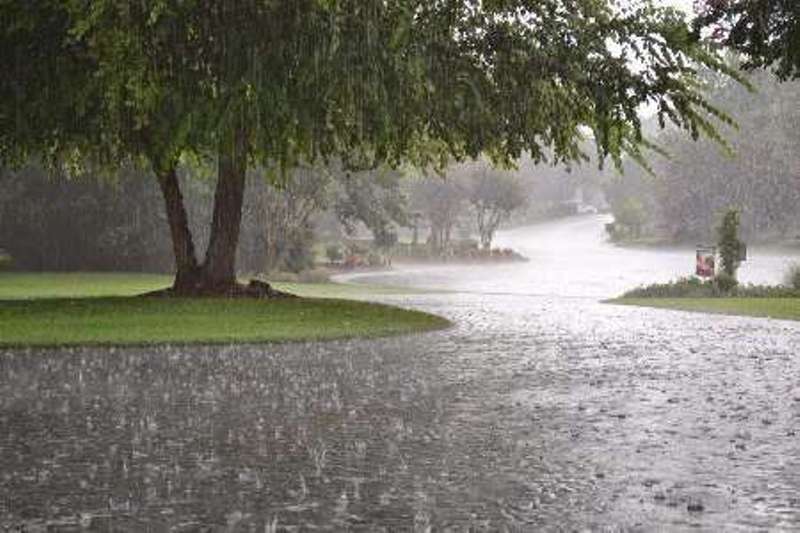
[
  {"x1": 612, "y1": 297, "x2": 800, "y2": 321},
  {"x1": 0, "y1": 273, "x2": 450, "y2": 347},
  {"x1": 0, "y1": 272, "x2": 426, "y2": 300}
]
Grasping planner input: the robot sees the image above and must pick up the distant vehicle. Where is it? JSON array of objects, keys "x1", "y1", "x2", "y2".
[{"x1": 577, "y1": 204, "x2": 599, "y2": 215}]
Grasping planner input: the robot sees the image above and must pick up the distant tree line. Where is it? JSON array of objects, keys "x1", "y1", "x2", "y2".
[
  {"x1": 604, "y1": 67, "x2": 800, "y2": 243},
  {"x1": 0, "y1": 161, "x2": 407, "y2": 273},
  {"x1": 406, "y1": 159, "x2": 528, "y2": 254},
  {"x1": 0, "y1": 163, "x2": 172, "y2": 271},
  {"x1": 0, "y1": 156, "x2": 541, "y2": 272}
]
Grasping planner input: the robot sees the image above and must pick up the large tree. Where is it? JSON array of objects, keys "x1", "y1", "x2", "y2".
[{"x1": 2, "y1": 0, "x2": 734, "y2": 295}]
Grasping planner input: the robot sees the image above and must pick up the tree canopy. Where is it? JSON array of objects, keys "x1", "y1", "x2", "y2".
[
  {"x1": 1, "y1": 0, "x2": 737, "y2": 294},
  {"x1": 695, "y1": 0, "x2": 800, "y2": 80},
  {"x1": 603, "y1": 66, "x2": 800, "y2": 243}
]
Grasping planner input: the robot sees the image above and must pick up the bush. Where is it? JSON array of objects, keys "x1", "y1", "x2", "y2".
[
  {"x1": 785, "y1": 263, "x2": 800, "y2": 290},
  {"x1": 366, "y1": 252, "x2": 384, "y2": 267},
  {"x1": 623, "y1": 276, "x2": 800, "y2": 299},
  {"x1": 712, "y1": 272, "x2": 738, "y2": 293},
  {"x1": 281, "y1": 226, "x2": 316, "y2": 273},
  {"x1": 610, "y1": 198, "x2": 647, "y2": 240},
  {"x1": 325, "y1": 244, "x2": 343, "y2": 264},
  {"x1": 623, "y1": 276, "x2": 708, "y2": 298},
  {"x1": 717, "y1": 208, "x2": 743, "y2": 278}
]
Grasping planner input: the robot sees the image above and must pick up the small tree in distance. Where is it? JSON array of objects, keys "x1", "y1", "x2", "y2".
[
  {"x1": 468, "y1": 167, "x2": 526, "y2": 251},
  {"x1": 717, "y1": 208, "x2": 743, "y2": 279}
]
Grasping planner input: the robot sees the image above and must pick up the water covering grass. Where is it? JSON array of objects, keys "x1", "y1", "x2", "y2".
[
  {"x1": 0, "y1": 273, "x2": 450, "y2": 347},
  {"x1": 613, "y1": 297, "x2": 800, "y2": 321}
]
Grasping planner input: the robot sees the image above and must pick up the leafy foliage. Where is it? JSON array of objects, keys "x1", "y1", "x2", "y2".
[
  {"x1": 622, "y1": 276, "x2": 799, "y2": 298},
  {"x1": 695, "y1": 0, "x2": 800, "y2": 80},
  {"x1": 409, "y1": 174, "x2": 466, "y2": 252},
  {"x1": 334, "y1": 167, "x2": 408, "y2": 246},
  {"x1": 608, "y1": 197, "x2": 647, "y2": 240},
  {"x1": 785, "y1": 263, "x2": 800, "y2": 290},
  {"x1": 713, "y1": 271, "x2": 739, "y2": 293},
  {"x1": 1, "y1": 1, "x2": 740, "y2": 285},
  {"x1": 0, "y1": 163, "x2": 173, "y2": 271},
  {"x1": 325, "y1": 244, "x2": 344, "y2": 264},
  {"x1": 2, "y1": 1, "x2": 740, "y2": 174},
  {"x1": 604, "y1": 68, "x2": 800, "y2": 243},
  {"x1": 717, "y1": 208, "x2": 744, "y2": 278},
  {"x1": 242, "y1": 166, "x2": 331, "y2": 273},
  {"x1": 467, "y1": 163, "x2": 527, "y2": 250}
]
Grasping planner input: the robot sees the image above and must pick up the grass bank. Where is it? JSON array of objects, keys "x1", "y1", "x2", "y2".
[
  {"x1": 0, "y1": 273, "x2": 450, "y2": 347},
  {"x1": 0, "y1": 272, "x2": 429, "y2": 300},
  {"x1": 612, "y1": 297, "x2": 800, "y2": 321},
  {"x1": 610, "y1": 276, "x2": 800, "y2": 321}
]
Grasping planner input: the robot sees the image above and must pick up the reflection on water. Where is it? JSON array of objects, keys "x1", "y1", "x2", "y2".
[{"x1": 2, "y1": 216, "x2": 800, "y2": 529}]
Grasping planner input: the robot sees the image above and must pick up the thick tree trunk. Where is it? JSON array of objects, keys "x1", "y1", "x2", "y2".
[
  {"x1": 145, "y1": 132, "x2": 293, "y2": 300},
  {"x1": 201, "y1": 123, "x2": 248, "y2": 289},
  {"x1": 155, "y1": 164, "x2": 202, "y2": 292}
]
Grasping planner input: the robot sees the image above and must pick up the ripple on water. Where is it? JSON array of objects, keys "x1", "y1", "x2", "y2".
[{"x1": 3, "y1": 217, "x2": 800, "y2": 529}]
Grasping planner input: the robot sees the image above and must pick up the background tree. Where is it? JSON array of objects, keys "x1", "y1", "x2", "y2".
[
  {"x1": 333, "y1": 167, "x2": 408, "y2": 249},
  {"x1": 0, "y1": 163, "x2": 172, "y2": 271},
  {"x1": 602, "y1": 67, "x2": 800, "y2": 243},
  {"x1": 2, "y1": 1, "x2": 738, "y2": 295},
  {"x1": 717, "y1": 208, "x2": 744, "y2": 278},
  {"x1": 695, "y1": 0, "x2": 800, "y2": 80},
  {"x1": 410, "y1": 177, "x2": 466, "y2": 253},
  {"x1": 247, "y1": 167, "x2": 331, "y2": 274},
  {"x1": 467, "y1": 164, "x2": 527, "y2": 250}
]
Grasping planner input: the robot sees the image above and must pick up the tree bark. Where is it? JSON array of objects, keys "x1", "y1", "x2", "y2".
[
  {"x1": 201, "y1": 122, "x2": 248, "y2": 289},
  {"x1": 155, "y1": 163, "x2": 202, "y2": 292}
]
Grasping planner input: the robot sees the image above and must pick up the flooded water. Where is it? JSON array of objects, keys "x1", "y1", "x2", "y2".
[{"x1": 3, "y1": 215, "x2": 800, "y2": 530}]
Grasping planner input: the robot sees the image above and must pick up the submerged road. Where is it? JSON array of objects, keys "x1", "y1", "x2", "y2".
[{"x1": 3, "y1": 215, "x2": 800, "y2": 530}]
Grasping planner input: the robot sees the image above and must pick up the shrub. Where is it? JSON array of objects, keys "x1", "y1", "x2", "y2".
[
  {"x1": 325, "y1": 244, "x2": 343, "y2": 264},
  {"x1": 785, "y1": 263, "x2": 800, "y2": 290},
  {"x1": 623, "y1": 276, "x2": 708, "y2": 298},
  {"x1": 623, "y1": 276, "x2": 800, "y2": 299},
  {"x1": 717, "y1": 208, "x2": 743, "y2": 278},
  {"x1": 347, "y1": 242, "x2": 369, "y2": 256},
  {"x1": 366, "y1": 252, "x2": 384, "y2": 267},
  {"x1": 712, "y1": 272, "x2": 738, "y2": 294},
  {"x1": 609, "y1": 198, "x2": 647, "y2": 240}
]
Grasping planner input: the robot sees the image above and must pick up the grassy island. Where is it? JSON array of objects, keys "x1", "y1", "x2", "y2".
[
  {"x1": 610, "y1": 277, "x2": 800, "y2": 322},
  {"x1": 0, "y1": 273, "x2": 450, "y2": 348},
  {"x1": 612, "y1": 297, "x2": 800, "y2": 321}
]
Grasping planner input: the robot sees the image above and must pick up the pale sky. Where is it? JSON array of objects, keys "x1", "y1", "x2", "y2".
[{"x1": 660, "y1": 0, "x2": 694, "y2": 15}]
